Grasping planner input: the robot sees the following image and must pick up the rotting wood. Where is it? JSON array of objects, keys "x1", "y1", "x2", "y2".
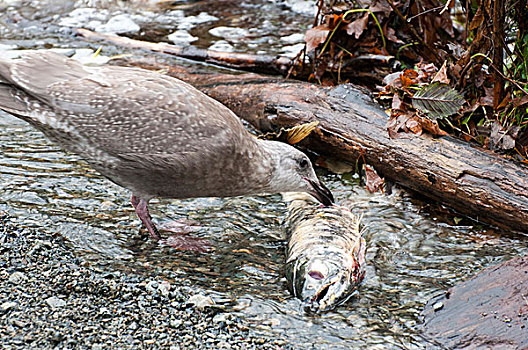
[{"x1": 111, "y1": 56, "x2": 528, "y2": 233}]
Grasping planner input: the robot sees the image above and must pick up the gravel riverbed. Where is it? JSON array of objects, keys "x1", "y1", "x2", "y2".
[{"x1": 0, "y1": 212, "x2": 288, "y2": 349}]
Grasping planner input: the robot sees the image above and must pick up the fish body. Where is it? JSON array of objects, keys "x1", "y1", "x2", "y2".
[{"x1": 283, "y1": 193, "x2": 366, "y2": 312}]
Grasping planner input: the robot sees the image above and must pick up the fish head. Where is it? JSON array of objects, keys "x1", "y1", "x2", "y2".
[{"x1": 289, "y1": 253, "x2": 365, "y2": 312}]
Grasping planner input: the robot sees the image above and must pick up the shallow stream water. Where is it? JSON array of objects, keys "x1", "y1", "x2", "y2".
[{"x1": 1, "y1": 1, "x2": 527, "y2": 348}]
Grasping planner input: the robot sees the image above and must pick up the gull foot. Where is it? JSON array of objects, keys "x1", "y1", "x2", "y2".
[{"x1": 160, "y1": 235, "x2": 212, "y2": 253}]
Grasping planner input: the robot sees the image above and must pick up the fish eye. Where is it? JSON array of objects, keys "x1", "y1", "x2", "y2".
[{"x1": 299, "y1": 158, "x2": 309, "y2": 169}]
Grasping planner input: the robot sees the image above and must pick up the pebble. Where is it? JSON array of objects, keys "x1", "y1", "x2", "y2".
[
  {"x1": 433, "y1": 301, "x2": 444, "y2": 311},
  {"x1": 167, "y1": 30, "x2": 199, "y2": 45},
  {"x1": 45, "y1": 296, "x2": 66, "y2": 308},
  {"x1": 213, "y1": 313, "x2": 230, "y2": 324},
  {"x1": 208, "y1": 26, "x2": 249, "y2": 39},
  {"x1": 1, "y1": 301, "x2": 17, "y2": 312},
  {"x1": 95, "y1": 14, "x2": 140, "y2": 34},
  {"x1": 188, "y1": 294, "x2": 215, "y2": 310},
  {"x1": 158, "y1": 282, "x2": 170, "y2": 297},
  {"x1": 145, "y1": 281, "x2": 159, "y2": 294},
  {"x1": 8, "y1": 271, "x2": 27, "y2": 284},
  {"x1": 170, "y1": 319, "x2": 182, "y2": 328},
  {"x1": 209, "y1": 40, "x2": 234, "y2": 52},
  {"x1": 176, "y1": 12, "x2": 218, "y2": 30},
  {"x1": 280, "y1": 33, "x2": 305, "y2": 44}
]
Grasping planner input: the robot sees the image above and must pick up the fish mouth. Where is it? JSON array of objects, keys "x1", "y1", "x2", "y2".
[
  {"x1": 300, "y1": 263, "x2": 365, "y2": 312},
  {"x1": 302, "y1": 276, "x2": 352, "y2": 312},
  {"x1": 304, "y1": 177, "x2": 334, "y2": 206},
  {"x1": 303, "y1": 272, "x2": 364, "y2": 312}
]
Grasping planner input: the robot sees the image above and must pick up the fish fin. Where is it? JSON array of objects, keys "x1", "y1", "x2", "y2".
[{"x1": 357, "y1": 238, "x2": 366, "y2": 266}]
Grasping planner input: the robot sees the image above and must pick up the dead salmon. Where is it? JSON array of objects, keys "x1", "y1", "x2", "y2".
[{"x1": 283, "y1": 192, "x2": 366, "y2": 312}]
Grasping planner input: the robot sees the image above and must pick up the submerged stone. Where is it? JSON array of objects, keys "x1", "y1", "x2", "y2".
[{"x1": 422, "y1": 257, "x2": 528, "y2": 349}]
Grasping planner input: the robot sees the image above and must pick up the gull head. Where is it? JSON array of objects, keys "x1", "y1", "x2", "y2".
[{"x1": 261, "y1": 140, "x2": 334, "y2": 206}]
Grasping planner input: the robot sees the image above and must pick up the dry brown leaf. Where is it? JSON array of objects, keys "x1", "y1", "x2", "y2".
[
  {"x1": 305, "y1": 25, "x2": 331, "y2": 53},
  {"x1": 364, "y1": 164, "x2": 384, "y2": 193},
  {"x1": 345, "y1": 13, "x2": 369, "y2": 39},
  {"x1": 406, "y1": 116, "x2": 423, "y2": 135},
  {"x1": 385, "y1": 26, "x2": 404, "y2": 44},
  {"x1": 387, "y1": 113, "x2": 412, "y2": 139},
  {"x1": 513, "y1": 95, "x2": 528, "y2": 108},
  {"x1": 418, "y1": 115, "x2": 448, "y2": 136},
  {"x1": 401, "y1": 74, "x2": 414, "y2": 87},
  {"x1": 432, "y1": 61, "x2": 450, "y2": 84},
  {"x1": 497, "y1": 95, "x2": 511, "y2": 109},
  {"x1": 391, "y1": 93, "x2": 403, "y2": 111},
  {"x1": 369, "y1": 0, "x2": 393, "y2": 18},
  {"x1": 479, "y1": 86, "x2": 494, "y2": 107},
  {"x1": 401, "y1": 69, "x2": 418, "y2": 87}
]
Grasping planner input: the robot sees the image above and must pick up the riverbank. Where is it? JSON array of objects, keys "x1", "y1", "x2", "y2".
[{"x1": 0, "y1": 212, "x2": 287, "y2": 349}]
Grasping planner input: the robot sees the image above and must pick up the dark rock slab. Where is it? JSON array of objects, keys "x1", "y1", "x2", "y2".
[{"x1": 422, "y1": 257, "x2": 528, "y2": 349}]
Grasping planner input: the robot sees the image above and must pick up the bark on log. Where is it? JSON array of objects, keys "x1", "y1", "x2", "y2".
[{"x1": 111, "y1": 55, "x2": 528, "y2": 233}]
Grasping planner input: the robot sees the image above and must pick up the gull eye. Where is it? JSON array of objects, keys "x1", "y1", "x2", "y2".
[{"x1": 299, "y1": 158, "x2": 309, "y2": 169}]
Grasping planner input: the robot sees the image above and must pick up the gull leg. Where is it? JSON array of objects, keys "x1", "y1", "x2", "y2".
[{"x1": 131, "y1": 195, "x2": 161, "y2": 240}]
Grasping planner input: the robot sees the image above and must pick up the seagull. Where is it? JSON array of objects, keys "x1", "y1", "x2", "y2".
[{"x1": 0, "y1": 51, "x2": 334, "y2": 239}]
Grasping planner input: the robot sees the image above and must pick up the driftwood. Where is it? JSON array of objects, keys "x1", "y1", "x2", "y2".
[
  {"x1": 77, "y1": 28, "x2": 394, "y2": 83},
  {"x1": 77, "y1": 28, "x2": 293, "y2": 76},
  {"x1": 76, "y1": 29, "x2": 528, "y2": 232}
]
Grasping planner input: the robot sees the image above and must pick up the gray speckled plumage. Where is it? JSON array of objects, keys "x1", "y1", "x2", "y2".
[{"x1": 0, "y1": 51, "x2": 333, "y2": 238}]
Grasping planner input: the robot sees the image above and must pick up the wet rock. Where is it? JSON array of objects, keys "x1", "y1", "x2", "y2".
[
  {"x1": 8, "y1": 271, "x2": 27, "y2": 284},
  {"x1": 45, "y1": 296, "x2": 66, "y2": 308},
  {"x1": 282, "y1": 0, "x2": 317, "y2": 15},
  {"x1": 208, "y1": 41, "x2": 234, "y2": 53},
  {"x1": 188, "y1": 294, "x2": 215, "y2": 310},
  {"x1": 96, "y1": 14, "x2": 140, "y2": 34},
  {"x1": 212, "y1": 313, "x2": 229, "y2": 324},
  {"x1": 217, "y1": 341, "x2": 232, "y2": 349},
  {"x1": 281, "y1": 43, "x2": 305, "y2": 58},
  {"x1": 167, "y1": 30, "x2": 198, "y2": 45},
  {"x1": 1, "y1": 301, "x2": 17, "y2": 312},
  {"x1": 145, "y1": 281, "x2": 159, "y2": 294},
  {"x1": 176, "y1": 12, "x2": 218, "y2": 30},
  {"x1": 422, "y1": 257, "x2": 528, "y2": 349},
  {"x1": 170, "y1": 319, "x2": 182, "y2": 328},
  {"x1": 280, "y1": 33, "x2": 304, "y2": 44},
  {"x1": 431, "y1": 301, "x2": 443, "y2": 312},
  {"x1": 208, "y1": 27, "x2": 249, "y2": 40},
  {"x1": 158, "y1": 281, "x2": 171, "y2": 297},
  {"x1": 58, "y1": 8, "x2": 109, "y2": 29}
]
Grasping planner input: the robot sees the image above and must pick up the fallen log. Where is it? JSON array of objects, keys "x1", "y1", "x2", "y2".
[{"x1": 81, "y1": 41, "x2": 528, "y2": 233}]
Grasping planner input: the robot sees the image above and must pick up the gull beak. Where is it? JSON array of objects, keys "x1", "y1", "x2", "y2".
[{"x1": 305, "y1": 178, "x2": 334, "y2": 206}]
